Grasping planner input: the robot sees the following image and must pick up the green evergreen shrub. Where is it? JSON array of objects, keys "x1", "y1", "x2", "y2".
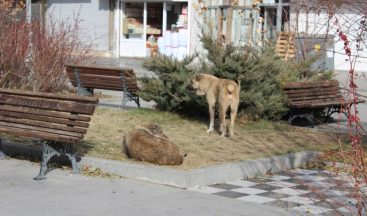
[
  {"x1": 138, "y1": 55, "x2": 208, "y2": 116},
  {"x1": 200, "y1": 35, "x2": 294, "y2": 120},
  {"x1": 139, "y1": 33, "x2": 329, "y2": 120}
]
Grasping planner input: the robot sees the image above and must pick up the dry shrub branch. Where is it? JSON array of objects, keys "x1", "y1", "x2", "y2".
[
  {"x1": 0, "y1": 0, "x2": 92, "y2": 93},
  {"x1": 314, "y1": 0, "x2": 367, "y2": 215}
]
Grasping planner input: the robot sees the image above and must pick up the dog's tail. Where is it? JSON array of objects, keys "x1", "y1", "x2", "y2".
[
  {"x1": 227, "y1": 84, "x2": 235, "y2": 94},
  {"x1": 227, "y1": 80, "x2": 240, "y2": 94}
]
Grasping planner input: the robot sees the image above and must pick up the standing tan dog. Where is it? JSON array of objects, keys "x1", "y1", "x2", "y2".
[{"x1": 189, "y1": 74, "x2": 240, "y2": 137}]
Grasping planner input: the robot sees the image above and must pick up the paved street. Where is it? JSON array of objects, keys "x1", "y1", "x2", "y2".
[{"x1": 0, "y1": 159, "x2": 288, "y2": 216}]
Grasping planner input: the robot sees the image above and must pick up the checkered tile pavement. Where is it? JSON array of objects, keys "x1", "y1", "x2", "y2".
[{"x1": 188, "y1": 169, "x2": 366, "y2": 215}]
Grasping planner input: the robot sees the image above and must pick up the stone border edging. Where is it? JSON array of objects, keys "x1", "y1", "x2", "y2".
[{"x1": 80, "y1": 151, "x2": 320, "y2": 188}]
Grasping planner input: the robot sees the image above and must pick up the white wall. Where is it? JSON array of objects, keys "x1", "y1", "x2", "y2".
[
  {"x1": 289, "y1": 4, "x2": 367, "y2": 72},
  {"x1": 47, "y1": 0, "x2": 110, "y2": 51}
]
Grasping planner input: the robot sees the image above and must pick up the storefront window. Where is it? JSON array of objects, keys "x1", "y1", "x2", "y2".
[
  {"x1": 156, "y1": 2, "x2": 188, "y2": 59},
  {"x1": 119, "y1": 1, "x2": 189, "y2": 58},
  {"x1": 165, "y1": 2, "x2": 188, "y2": 31},
  {"x1": 147, "y1": 3, "x2": 163, "y2": 38},
  {"x1": 122, "y1": 2, "x2": 144, "y2": 40}
]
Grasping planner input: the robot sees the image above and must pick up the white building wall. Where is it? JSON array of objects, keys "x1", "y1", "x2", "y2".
[
  {"x1": 47, "y1": 0, "x2": 110, "y2": 51},
  {"x1": 289, "y1": 3, "x2": 367, "y2": 72}
]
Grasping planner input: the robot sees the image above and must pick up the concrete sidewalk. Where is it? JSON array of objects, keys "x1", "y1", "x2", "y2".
[{"x1": 0, "y1": 159, "x2": 289, "y2": 216}]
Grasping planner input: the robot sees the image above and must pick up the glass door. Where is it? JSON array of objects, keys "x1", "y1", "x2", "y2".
[
  {"x1": 120, "y1": 1, "x2": 147, "y2": 57},
  {"x1": 146, "y1": 3, "x2": 163, "y2": 57}
]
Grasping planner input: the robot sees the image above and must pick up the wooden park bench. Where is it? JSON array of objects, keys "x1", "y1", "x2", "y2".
[
  {"x1": 65, "y1": 64, "x2": 140, "y2": 108},
  {"x1": 283, "y1": 80, "x2": 365, "y2": 127},
  {"x1": 0, "y1": 88, "x2": 98, "y2": 180}
]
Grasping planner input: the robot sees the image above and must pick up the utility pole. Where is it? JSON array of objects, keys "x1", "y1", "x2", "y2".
[
  {"x1": 26, "y1": 0, "x2": 31, "y2": 24},
  {"x1": 25, "y1": 0, "x2": 34, "y2": 86},
  {"x1": 276, "y1": 0, "x2": 282, "y2": 32}
]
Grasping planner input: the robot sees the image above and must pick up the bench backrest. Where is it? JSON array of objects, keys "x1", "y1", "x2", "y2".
[
  {"x1": 283, "y1": 80, "x2": 343, "y2": 108},
  {"x1": 0, "y1": 88, "x2": 99, "y2": 143},
  {"x1": 65, "y1": 64, "x2": 139, "y2": 92}
]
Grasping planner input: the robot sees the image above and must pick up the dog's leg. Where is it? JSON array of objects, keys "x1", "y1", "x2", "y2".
[
  {"x1": 219, "y1": 105, "x2": 228, "y2": 137},
  {"x1": 229, "y1": 105, "x2": 238, "y2": 137},
  {"x1": 207, "y1": 104, "x2": 215, "y2": 133}
]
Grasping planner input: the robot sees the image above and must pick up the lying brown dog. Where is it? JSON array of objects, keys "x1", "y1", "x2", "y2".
[
  {"x1": 189, "y1": 74, "x2": 240, "y2": 137},
  {"x1": 123, "y1": 123, "x2": 184, "y2": 165}
]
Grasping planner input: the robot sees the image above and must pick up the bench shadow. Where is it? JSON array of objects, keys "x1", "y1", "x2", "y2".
[
  {"x1": 286, "y1": 115, "x2": 331, "y2": 128},
  {"x1": 0, "y1": 139, "x2": 84, "y2": 171}
]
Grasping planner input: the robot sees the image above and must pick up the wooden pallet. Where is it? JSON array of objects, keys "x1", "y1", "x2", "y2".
[{"x1": 276, "y1": 32, "x2": 296, "y2": 60}]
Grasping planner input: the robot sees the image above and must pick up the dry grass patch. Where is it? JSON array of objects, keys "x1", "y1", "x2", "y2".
[{"x1": 80, "y1": 107, "x2": 347, "y2": 170}]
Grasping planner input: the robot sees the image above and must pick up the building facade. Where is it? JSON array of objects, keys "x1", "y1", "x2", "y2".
[
  {"x1": 34, "y1": 0, "x2": 367, "y2": 72},
  {"x1": 38, "y1": 0, "x2": 191, "y2": 58}
]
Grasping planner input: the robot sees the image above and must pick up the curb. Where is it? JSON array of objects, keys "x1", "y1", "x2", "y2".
[
  {"x1": 80, "y1": 151, "x2": 320, "y2": 188},
  {"x1": 0, "y1": 140, "x2": 319, "y2": 188}
]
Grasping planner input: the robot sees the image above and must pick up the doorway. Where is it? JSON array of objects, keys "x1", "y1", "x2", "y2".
[{"x1": 119, "y1": 2, "x2": 146, "y2": 57}]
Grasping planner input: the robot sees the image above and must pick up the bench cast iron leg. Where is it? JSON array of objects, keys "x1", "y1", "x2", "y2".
[
  {"x1": 120, "y1": 72, "x2": 140, "y2": 108},
  {"x1": 121, "y1": 92, "x2": 128, "y2": 107},
  {"x1": 73, "y1": 67, "x2": 92, "y2": 96},
  {"x1": 306, "y1": 114, "x2": 315, "y2": 128},
  {"x1": 288, "y1": 109, "x2": 315, "y2": 128},
  {"x1": 288, "y1": 114, "x2": 297, "y2": 125},
  {"x1": 34, "y1": 141, "x2": 80, "y2": 181},
  {"x1": 0, "y1": 139, "x2": 5, "y2": 160},
  {"x1": 324, "y1": 105, "x2": 351, "y2": 123},
  {"x1": 136, "y1": 97, "x2": 140, "y2": 108},
  {"x1": 34, "y1": 141, "x2": 60, "y2": 180},
  {"x1": 123, "y1": 92, "x2": 140, "y2": 108},
  {"x1": 64, "y1": 144, "x2": 80, "y2": 174}
]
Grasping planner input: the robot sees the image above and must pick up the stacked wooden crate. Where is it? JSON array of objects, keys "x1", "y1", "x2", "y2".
[{"x1": 276, "y1": 32, "x2": 296, "y2": 60}]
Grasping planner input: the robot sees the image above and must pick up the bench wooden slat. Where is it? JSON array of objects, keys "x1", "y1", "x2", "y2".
[
  {"x1": 290, "y1": 97, "x2": 346, "y2": 105},
  {"x1": 0, "y1": 88, "x2": 98, "y2": 104},
  {"x1": 283, "y1": 80, "x2": 339, "y2": 89},
  {"x1": 0, "y1": 110, "x2": 90, "y2": 128},
  {"x1": 0, "y1": 105, "x2": 91, "y2": 121},
  {"x1": 68, "y1": 77, "x2": 138, "y2": 87},
  {"x1": 290, "y1": 101, "x2": 346, "y2": 108},
  {"x1": 66, "y1": 72, "x2": 138, "y2": 82},
  {"x1": 0, "y1": 94, "x2": 96, "y2": 115},
  {"x1": 291, "y1": 98, "x2": 365, "y2": 107},
  {"x1": 65, "y1": 64, "x2": 141, "y2": 108},
  {"x1": 284, "y1": 87, "x2": 339, "y2": 95},
  {"x1": 0, "y1": 115, "x2": 87, "y2": 134},
  {"x1": 70, "y1": 81, "x2": 139, "y2": 92},
  {"x1": 0, "y1": 126, "x2": 80, "y2": 143},
  {"x1": 283, "y1": 79, "x2": 365, "y2": 127},
  {"x1": 65, "y1": 64, "x2": 134, "y2": 72},
  {"x1": 0, "y1": 121, "x2": 83, "y2": 139},
  {"x1": 66, "y1": 72, "x2": 139, "y2": 91},
  {"x1": 287, "y1": 95, "x2": 343, "y2": 102},
  {"x1": 287, "y1": 91, "x2": 342, "y2": 99},
  {"x1": 65, "y1": 65, "x2": 134, "y2": 77},
  {"x1": 0, "y1": 87, "x2": 98, "y2": 179}
]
